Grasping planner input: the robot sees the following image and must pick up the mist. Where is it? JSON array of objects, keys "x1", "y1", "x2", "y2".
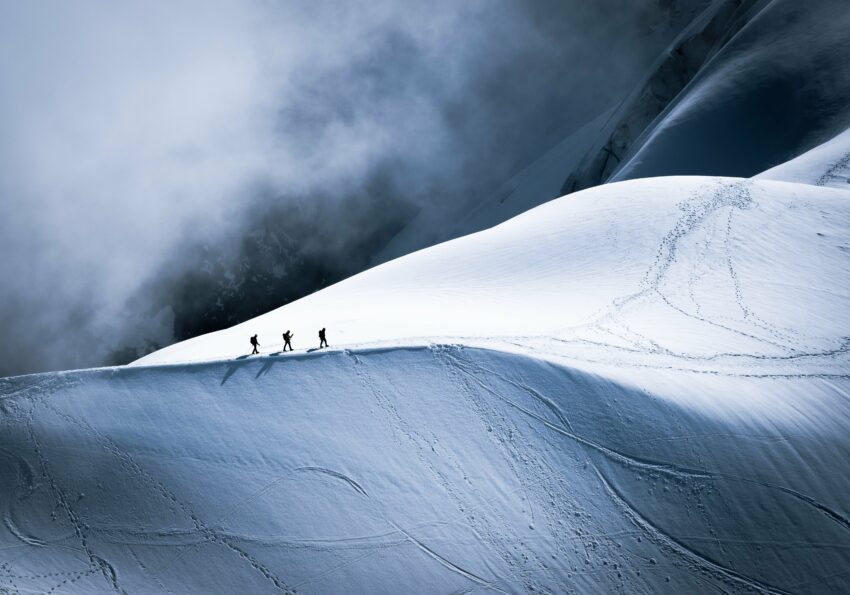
[{"x1": 0, "y1": 0, "x2": 706, "y2": 376}]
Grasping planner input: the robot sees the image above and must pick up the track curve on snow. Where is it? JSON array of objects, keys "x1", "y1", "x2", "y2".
[
  {"x1": 2, "y1": 173, "x2": 849, "y2": 593},
  {"x1": 3, "y1": 344, "x2": 850, "y2": 593}
]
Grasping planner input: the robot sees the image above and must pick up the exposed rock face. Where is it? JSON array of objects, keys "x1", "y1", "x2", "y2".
[
  {"x1": 562, "y1": 0, "x2": 850, "y2": 192},
  {"x1": 561, "y1": 0, "x2": 760, "y2": 194}
]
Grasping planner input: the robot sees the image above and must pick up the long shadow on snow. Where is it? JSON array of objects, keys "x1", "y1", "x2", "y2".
[
  {"x1": 206, "y1": 344, "x2": 850, "y2": 592},
  {"x1": 1, "y1": 345, "x2": 849, "y2": 593}
]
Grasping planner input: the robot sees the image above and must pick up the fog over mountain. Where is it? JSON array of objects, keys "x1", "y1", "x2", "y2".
[
  {"x1": 2, "y1": 4, "x2": 850, "y2": 592},
  {"x1": 609, "y1": 0, "x2": 850, "y2": 183},
  {"x1": 0, "y1": 0, "x2": 711, "y2": 377}
]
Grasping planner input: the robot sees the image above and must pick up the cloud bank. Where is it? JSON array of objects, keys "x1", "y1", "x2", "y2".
[{"x1": 0, "y1": 0, "x2": 705, "y2": 376}]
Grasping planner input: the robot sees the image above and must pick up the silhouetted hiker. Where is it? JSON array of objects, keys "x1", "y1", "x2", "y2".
[
  {"x1": 282, "y1": 330, "x2": 294, "y2": 352},
  {"x1": 318, "y1": 327, "x2": 328, "y2": 349},
  {"x1": 250, "y1": 334, "x2": 259, "y2": 355}
]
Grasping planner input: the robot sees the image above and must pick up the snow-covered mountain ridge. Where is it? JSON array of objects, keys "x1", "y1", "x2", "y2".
[
  {"x1": 2, "y1": 151, "x2": 849, "y2": 592},
  {"x1": 4, "y1": 339, "x2": 849, "y2": 593},
  {"x1": 137, "y1": 174, "x2": 850, "y2": 374}
]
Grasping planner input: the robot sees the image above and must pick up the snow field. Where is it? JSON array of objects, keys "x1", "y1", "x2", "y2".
[
  {"x1": 3, "y1": 343, "x2": 849, "y2": 593},
  {"x1": 2, "y1": 170, "x2": 849, "y2": 592},
  {"x1": 138, "y1": 176, "x2": 850, "y2": 379}
]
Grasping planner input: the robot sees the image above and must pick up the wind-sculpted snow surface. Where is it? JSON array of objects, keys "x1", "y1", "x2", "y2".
[
  {"x1": 3, "y1": 344, "x2": 850, "y2": 594},
  {"x1": 2, "y1": 174, "x2": 849, "y2": 592},
  {"x1": 137, "y1": 176, "x2": 850, "y2": 368}
]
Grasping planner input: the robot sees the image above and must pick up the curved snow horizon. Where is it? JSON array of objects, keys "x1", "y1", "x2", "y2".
[
  {"x1": 136, "y1": 173, "x2": 850, "y2": 374},
  {"x1": 3, "y1": 135, "x2": 850, "y2": 592}
]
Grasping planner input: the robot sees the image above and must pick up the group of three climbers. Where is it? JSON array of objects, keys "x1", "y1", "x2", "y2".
[{"x1": 249, "y1": 327, "x2": 328, "y2": 355}]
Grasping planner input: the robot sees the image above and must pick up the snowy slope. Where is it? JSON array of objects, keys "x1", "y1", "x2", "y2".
[
  {"x1": 378, "y1": 0, "x2": 850, "y2": 266},
  {"x1": 757, "y1": 125, "x2": 850, "y2": 188},
  {"x1": 137, "y1": 176, "x2": 850, "y2": 368},
  {"x1": 2, "y1": 173, "x2": 849, "y2": 593},
  {"x1": 4, "y1": 343, "x2": 850, "y2": 594}
]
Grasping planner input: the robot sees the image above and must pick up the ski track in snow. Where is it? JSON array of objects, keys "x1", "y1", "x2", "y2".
[
  {"x1": 594, "y1": 470, "x2": 792, "y2": 595},
  {"x1": 1, "y1": 343, "x2": 849, "y2": 592},
  {"x1": 2, "y1": 379, "x2": 296, "y2": 595},
  {"x1": 503, "y1": 179, "x2": 850, "y2": 384},
  {"x1": 347, "y1": 352, "x2": 531, "y2": 593},
  {"x1": 1, "y1": 176, "x2": 849, "y2": 592},
  {"x1": 575, "y1": 180, "x2": 802, "y2": 356},
  {"x1": 441, "y1": 351, "x2": 711, "y2": 481},
  {"x1": 444, "y1": 346, "x2": 850, "y2": 589},
  {"x1": 815, "y1": 149, "x2": 850, "y2": 188}
]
